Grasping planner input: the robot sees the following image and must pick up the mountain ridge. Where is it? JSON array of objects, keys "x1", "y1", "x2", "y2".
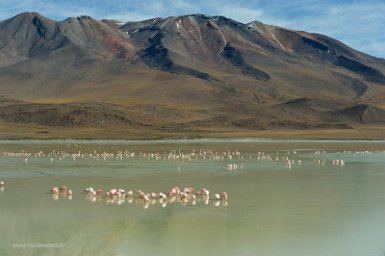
[{"x1": 0, "y1": 12, "x2": 385, "y2": 139}]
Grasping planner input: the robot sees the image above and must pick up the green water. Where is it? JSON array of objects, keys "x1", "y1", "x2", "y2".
[{"x1": 0, "y1": 139, "x2": 385, "y2": 256}]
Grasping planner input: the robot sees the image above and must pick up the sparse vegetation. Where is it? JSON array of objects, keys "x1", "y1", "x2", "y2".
[{"x1": 0, "y1": 12, "x2": 385, "y2": 139}]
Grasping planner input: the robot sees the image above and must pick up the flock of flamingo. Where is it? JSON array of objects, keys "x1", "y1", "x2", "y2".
[
  {"x1": 48, "y1": 185, "x2": 228, "y2": 208},
  {"x1": 2, "y1": 146, "x2": 383, "y2": 207},
  {"x1": 0, "y1": 147, "x2": 359, "y2": 171}
]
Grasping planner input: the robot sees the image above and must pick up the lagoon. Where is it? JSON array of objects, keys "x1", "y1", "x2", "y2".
[{"x1": 0, "y1": 139, "x2": 385, "y2": 256}]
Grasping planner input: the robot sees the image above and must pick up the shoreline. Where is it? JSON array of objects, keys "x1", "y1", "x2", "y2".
[{"x1": 0, "y1": 125, "x2": 385, "y2": 141}]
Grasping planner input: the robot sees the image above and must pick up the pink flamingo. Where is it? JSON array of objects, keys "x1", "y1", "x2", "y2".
[
  {"x1": 50, "y1": 186, "x2": 59, "y2": 194},
  {"x1": 137, "y1": 190, "x2": 145, "y2": 199}
]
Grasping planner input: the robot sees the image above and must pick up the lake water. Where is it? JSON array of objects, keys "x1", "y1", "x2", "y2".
[{"x1": 0, "y1": 139, "x2": 385, "y2": 256}]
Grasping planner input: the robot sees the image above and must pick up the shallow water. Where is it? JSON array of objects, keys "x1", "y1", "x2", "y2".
[{"x1": 0, "y1": 139, "x2": 385, "y2": 256}]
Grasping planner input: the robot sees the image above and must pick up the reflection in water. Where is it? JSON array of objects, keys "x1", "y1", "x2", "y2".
[
  {"x1": 51, "y1": 192, "x2": 72, "y2": 201},
  {"x1": 214, "y1": 200, "x2": 228, "y2": 207},
  {"x1": 80, "y1": 186, "x2": 228, "y2": 208}
]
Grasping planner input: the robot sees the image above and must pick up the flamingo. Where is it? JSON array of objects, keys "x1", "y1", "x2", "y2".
[
  {"x1": 126, "y1": 190, "x2": 133, "y2": 198},
  {"x1": 59, "y1": 186, "x2": 68, "y2": 193},
  {"x1": 96, "y1": 189, "x2": 103, "y2": 197},
  {"x1": 159, "y1": 192, "x2": 167, "y2": 199},
  {"x1": 142, "y1": 194, "x2": 150, "y2": 203},
  {"x1": 202, "y1": 188, "x2": 210, "y2": 198},
  {"x1": 191, "y1": 194, "x2": 197, "y2": 205},
  {"x1": 214, "y1": 192, "x2": 228, "y2": 201},
  {"x1": 169, "y1": 186, "x2": 180, "y2": 196},
  {"x1": 180, "y1": 192, "x2": 188, "y2": 201},
  {"x1": 50, "y1": 186, "x2": 59, "y2": 194},
  {"x1": 114, "y1": 191, "x2": 123, "y2": 199},
  {"x1": 84, "y1": 187, "x2": 95, "y2": 194},
  {"x1": 195, "y1": 190, "x2": 204, "y2": 198},
  {"x1": 137, "y1": 190, "x2": 145, "y2": 199}
]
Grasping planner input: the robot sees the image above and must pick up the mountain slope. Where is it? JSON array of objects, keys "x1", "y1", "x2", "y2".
[{"x1": 0, "y1": 12, "x2": 385, "y2": 138}]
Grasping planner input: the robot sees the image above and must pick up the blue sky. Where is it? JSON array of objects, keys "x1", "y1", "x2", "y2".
[{"x1": 0, "y1": 0, "x2": 384, "y2": 58}]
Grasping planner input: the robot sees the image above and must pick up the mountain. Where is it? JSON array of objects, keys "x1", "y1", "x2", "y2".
[{"x1": 1, "y1": 12, "x2": 385, "y2": 139}]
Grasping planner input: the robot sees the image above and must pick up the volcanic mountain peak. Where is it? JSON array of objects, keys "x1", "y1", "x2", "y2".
[
  {"x1": 0, "y1": 12, "x2": 385, "y2": 138},
  {"x1": 0, "y1": 12, "x2": 138, "y2": 66},
  {"x1": 5, "y1": 11, "x2": 54, "y2": 24},
  {"x1": 1, "y1": 12, "x2": 384, "y2": 86},
  {"x1": 58, "y1": 15, "x2": 134, "y2": 53}
]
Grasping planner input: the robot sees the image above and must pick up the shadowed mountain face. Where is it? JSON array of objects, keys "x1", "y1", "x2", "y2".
[{"x1": 1, "y1": 12, "x2": 385, "y2": 136}]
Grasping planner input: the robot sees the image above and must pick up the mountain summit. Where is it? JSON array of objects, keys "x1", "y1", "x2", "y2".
[{"x1": 1, "y1": 12, "x2": 385, "y2": 138}]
